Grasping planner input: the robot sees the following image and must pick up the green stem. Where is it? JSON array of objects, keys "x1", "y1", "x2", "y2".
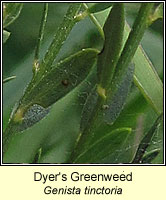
[
  {"x1": 82, "y1": 3, "x2": 104, "y2": 39},
  {"x1": 33, "y1": 3, "x2": 48, "y2": 73},
  {"x1": 4, "y1": 3, "x2": 82, "y2": 125},
  {"x1": 114, "y1": 3, "x2": 154, "y2": 78},
  {"x1": 69, "y1": 3, "x2": 154, "y2": 163},
  {"x1": 38, "y1": 3, "x2": 82, "y2": 75}
]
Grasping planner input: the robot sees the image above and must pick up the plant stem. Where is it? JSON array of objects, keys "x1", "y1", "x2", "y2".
[
  {"x1": 3, "y1": 4, "x2": 83, "y2": 157},
  {"x1": 33, "y1": 3, "x2": 48, "y2": 74},
  {"x1": 82, "y1": 3, "x2": 104, "y2": 39},
  {"x1": 114, "y1": 3, "x2": 154, "y2": 78},
  {"x1": 69, "y1": 3, "x2": 155, "y2": 163},
  {"x1": 38, "y1": 3, "x2": 82, "y2": 76}
]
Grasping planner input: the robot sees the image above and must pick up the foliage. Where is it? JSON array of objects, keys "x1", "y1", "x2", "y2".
[{"x1": 3, "y1": 3, "x2": 163, "y2": 164}]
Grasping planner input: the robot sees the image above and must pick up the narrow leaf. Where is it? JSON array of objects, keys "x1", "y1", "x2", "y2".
[
  {"x1": 3, "y1": 104, "x2": 49, "y2": 155},
  {"x1": 3, "y1": 49, "x2": 98, "y2": 153},
  {"x1": 103, "y1": 63, "x2": 135, "y2": 124},
  {"x1": 70, "y1": 4, "x2": 155, "y2": 163},
  {"x1": 80, "y1": 64, "x2": 134, "y2": 133},
  {"x1": 73, "y1": 85, "x2": 103, "y2": 160},
  {"x1": 3, "y1": 75, "x2": 16, "y2": 83},
  {"x1": 3, "y1": 30, "x2": 10, "y2": 43},
  {"x1": 73, "y1": 128, "x2": 131, "y2": 163},
  {"x1": 70, "y1": 5, "x2": 126, "y2": 161},
  {"x1": 14, "y1": 104, "x2": 50, "y2": 132},
  {"x1": 86, "y1": 4, "x2": 163, "y2": 115},
  {"x1": 15, "y1": 48, "x2": 98, "y2": 114},
  {"x1": 97, "y1": 3, "x2": 124, "y2": 89},
  {"x1": 113, "y1": 3, "x2": 163, "y2": 115},
  {"x1": 80, "y1": 85, "x2": 99, "y2": 133},
  {"x1": 82, "y1": 3, "x2": 104, "y2": 39},
  {"x1": 114, "y1": 3, "x2": 154, "y2": 80},
  {"x1": 132, "y1": 114, "x2": 162, "y2": 164},
  {"x1": 25, "y1": 4, "x2": 82, "y2": 105},
  {"x1": 34, "y1": 3, "x2": 82, "y2": 80},
  {"x1": 3, "y1": 49, "x2": 98, "y2": 155},
  {"x1": 125, "y1": 23, "x2": 163, "y2": 115},
  {"x1": 3, "y1": 3, "x2": 23, "y2": 28}
]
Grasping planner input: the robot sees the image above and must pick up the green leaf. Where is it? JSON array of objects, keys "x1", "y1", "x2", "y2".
[
  {"x1": 97, "y1": 3, "x2": 124, "y2": 89},
  {"x1": 132, "y1": 114, "x2": 162, "y2": 163},
  {"x1": 70, "y1": 5, "x2": 129, "y2": 161},
  {"x1": 87, "y1": 3, "x2": 113, "y2": 14},
  {"x1": 3, "y1": 3, "x2": 23, "y2": 28},
  {"x1": 88, "y1": 4, "x2": 163, "y2": 115},
  {"x1": 3, "y1": 73, "x2": 89, "y2": 163},
  {"x1": 114, "y1": 3, "x2": 154, "y2": 81},
  {"x1": 19, "y1": 48, "x2": 98, "y2": 110},
  {"x1": 73, "y1": 127, "x2": 131, "y2": 163},
  {"x1": 3, "y1": 3, "x2": 163, "y2": 164},
  {"x1": 33, "y1": 3, "x2": 82, "y2": 81},
  {"x1": 3, "y1": 48, "x2": 98, "y2": 155},
  {"x1": 104, "y1": 63, "x2": 135, "y2": 124},
  {"x1": 142, "y1": 149, "x2": 160, "y2": 164},
  {"x1": 3, "y1": 30, "x2": 10, "y2": 43},
  {"x1": 80, "y1": 63, "x2": 134, "y2": 132},
  {"x1": 125, "y1": 23, "x2": 163, "y2": 115},
  {"x1": 80, "y1": 85, "x2": 98, "y2": 133}
]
